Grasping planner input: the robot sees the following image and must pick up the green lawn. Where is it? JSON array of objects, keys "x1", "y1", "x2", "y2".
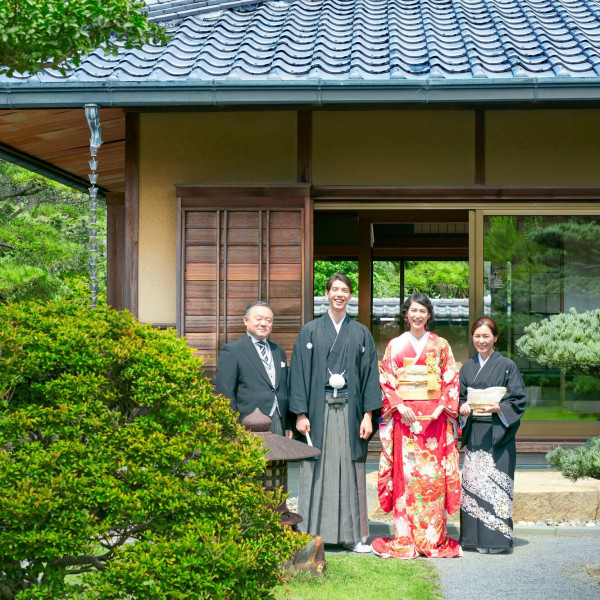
[
  {"x1": 522, "y1": 406, "x2": 597, "y2": 421},
  {"x1": 275, "y1": 553, "x2": 442, "y2": 600}
]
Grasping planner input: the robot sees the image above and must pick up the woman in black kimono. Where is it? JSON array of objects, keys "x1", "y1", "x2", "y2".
[{"x1": 458, "y1": 316, "x2": 526, "y2": 554}]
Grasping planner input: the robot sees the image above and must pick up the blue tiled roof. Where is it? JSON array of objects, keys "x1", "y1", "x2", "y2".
[
  {"x1": 4, "y1": 0, "x2": 600, "y2": 84},
  {"x1": 145, "y1": 0, "x2": 262, "y2": 20}
]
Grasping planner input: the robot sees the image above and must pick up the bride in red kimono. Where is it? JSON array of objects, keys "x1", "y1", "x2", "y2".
[{"x1": 371, "y1": 293, "x2": 462, "y2": 559}]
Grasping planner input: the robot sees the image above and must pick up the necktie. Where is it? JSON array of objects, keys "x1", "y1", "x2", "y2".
[
  {"x1": 257, "y1": 340, "x2": 270, "y2": 365},
  {"x1": 257, "y1": 340, "x2": 276, "y2": 386}
]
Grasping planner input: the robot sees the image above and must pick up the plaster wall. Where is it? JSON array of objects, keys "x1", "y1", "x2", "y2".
[
  {"x1": 486, "y1": 109, "x2": 600, "y2": 185},
  {"x1": 138, "y1": 111, "x2": 297, "y2": 323},
  {"x1": 136, "y1": 108, "x2": 600, "y2": 324},
  {"x1": 312, "y1": 110, "x2": 476, "y2": 185}
]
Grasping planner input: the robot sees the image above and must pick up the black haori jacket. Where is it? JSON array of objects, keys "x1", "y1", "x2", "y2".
[{"x1": 289, "y1": 314, "x2": 382, "y2": 461}]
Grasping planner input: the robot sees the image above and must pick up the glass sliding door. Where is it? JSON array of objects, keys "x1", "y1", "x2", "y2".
[
  {"x1": 371, "y1": 260, "x2": 470, "y2": 366},
  {"x1": 483, "y1": 214, "x2": 600, "y2": 422}
]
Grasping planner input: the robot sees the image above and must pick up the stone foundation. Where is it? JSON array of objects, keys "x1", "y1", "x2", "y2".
[{"x1": 366, "y1": 470, "x2": 600, "y2": 524}]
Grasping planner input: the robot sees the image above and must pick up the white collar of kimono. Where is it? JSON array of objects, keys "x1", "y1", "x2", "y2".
[
  {"x1": 477, "y1": 353, "x2": 491, "y2": 368},
  {"x1": 407, "y1": 331, "x2": 429, "y2": 357},
  {"x1": 328, "y1": 311, "x2": 347, "y2": 334}
]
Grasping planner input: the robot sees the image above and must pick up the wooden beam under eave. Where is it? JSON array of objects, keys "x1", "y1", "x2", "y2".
[
  {"x1": 124, "y1": 113, "x2": 139, "y2": 317},
  {"x1": 373, "y1": 248, "x2": 469, "y2": 259}
]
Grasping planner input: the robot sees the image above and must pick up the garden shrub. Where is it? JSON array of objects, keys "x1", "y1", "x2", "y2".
[
  {"x1": 517, "y1": 309, "x2": 600, "y2": 482},
  {"x1": 546, "y1": 437, "x2": 600, "y2": 481},
  {"x1": 0, "y1": 297, "x2": 304, "y2": 600}
]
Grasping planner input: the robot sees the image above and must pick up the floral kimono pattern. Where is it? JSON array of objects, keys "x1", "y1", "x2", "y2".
[{"x1": 371, "y1": 332, "x2": 462, "y2": 559}]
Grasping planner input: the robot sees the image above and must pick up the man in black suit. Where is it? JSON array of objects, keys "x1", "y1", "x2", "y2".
[{"x1": 215, "y1": 301, "x2": 292, "y2": 437}]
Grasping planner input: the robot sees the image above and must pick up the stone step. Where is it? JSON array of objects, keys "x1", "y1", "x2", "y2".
[{"x1": 366, "y1": 469, "x2": 600, "y2": 524}]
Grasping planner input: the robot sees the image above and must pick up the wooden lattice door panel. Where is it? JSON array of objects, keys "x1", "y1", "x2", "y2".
[
  {"x1": 182, "y1": 210, "x2": 219, "y2": 364},
  {"x1": 176, "y1": 186, "x2": 310, "y2": 378}
]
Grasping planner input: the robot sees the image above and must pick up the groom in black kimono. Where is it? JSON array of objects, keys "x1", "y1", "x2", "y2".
[
  {"x1": 289, "y1": 273, "x2": 381, "y2": 552},
  {"x1": 215, "y1": 301, "x2": 292, "y2": 437}
]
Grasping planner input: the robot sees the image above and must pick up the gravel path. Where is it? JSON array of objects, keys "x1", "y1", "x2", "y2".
[{"x1": 431, "y1": 534, "x2": 600, "y2": 600}]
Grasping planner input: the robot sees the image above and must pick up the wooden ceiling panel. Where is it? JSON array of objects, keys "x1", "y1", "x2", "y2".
[{"x1": 0, "y1": 108, "x2": 125, "y2": 193}]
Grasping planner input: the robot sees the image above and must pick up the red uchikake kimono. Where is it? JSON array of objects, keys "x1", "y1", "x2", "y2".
[{"x1": 371, "y1": 332, "x2": 462, "y2": 559}]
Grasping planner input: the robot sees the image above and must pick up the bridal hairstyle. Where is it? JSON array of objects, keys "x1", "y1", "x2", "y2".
[{"x1": 400, "y1": 292, "x2": 435, "y2": 326}]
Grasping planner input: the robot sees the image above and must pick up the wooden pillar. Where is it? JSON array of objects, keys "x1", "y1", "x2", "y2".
[
  {"x1": 303, "y1": 194, "x2": 314, "y2": 324},
  {"x1": 105, "y1": 192, "x2": 125, "y2": 310},
  {"x1": 298, "y1": 111, "x2": 313, "y2": 324},
  {"x1": 124, "y1": 112, "x2": 139, "y2": 316},
  {"x1": 358, "y1": 217, "x2": 373, "y2": 328}
]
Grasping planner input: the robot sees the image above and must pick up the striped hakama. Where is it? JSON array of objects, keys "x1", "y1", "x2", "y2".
[{"x1": 297, "y1": 391, "x2": 369, "y2": 546}]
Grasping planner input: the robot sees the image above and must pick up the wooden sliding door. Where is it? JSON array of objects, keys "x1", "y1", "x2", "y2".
[{"x1": 176, "y1": 185, "x2": 312, "y2": 378}]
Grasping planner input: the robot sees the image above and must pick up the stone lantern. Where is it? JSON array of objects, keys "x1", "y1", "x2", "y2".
[
  {"x1": 241, "y1": 408, "x2": 320, "y2": 529},
  {"x1": 242, "y1": 408, "x2": 325, "y2": 575}
]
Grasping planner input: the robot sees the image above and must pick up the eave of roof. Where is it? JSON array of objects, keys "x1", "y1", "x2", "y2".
[
  {"x1": 3, "y1": 77, "x2": 600, "y2": 109},
  {"x1": 3, "y1": 0, "x2": 600, "y2": 107}
]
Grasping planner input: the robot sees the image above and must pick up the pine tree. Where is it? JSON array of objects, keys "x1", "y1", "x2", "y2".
[{"x1": 518, "y1": 310, "x2": 600, "y2": 480}]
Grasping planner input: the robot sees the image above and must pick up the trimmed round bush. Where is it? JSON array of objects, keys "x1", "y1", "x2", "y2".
[
  {"x1": 0, "y1": 298, "x2": 304, "y2": 600},
  {"x1": 547, "y1": 437, "x2": 600, "y2": 482}
]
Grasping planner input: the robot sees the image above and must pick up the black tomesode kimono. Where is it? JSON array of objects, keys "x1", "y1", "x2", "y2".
[
  {"x1": 289, "y1": 313, "x2": 382, "y2": 545},
  {"x1": 458, "y1": 350, "x2": 527, "y2": 551}
]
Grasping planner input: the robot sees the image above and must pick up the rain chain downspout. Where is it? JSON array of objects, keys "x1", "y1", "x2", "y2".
[{"x1": 84, "y1": 104, "x2": 103, "y2": 309}]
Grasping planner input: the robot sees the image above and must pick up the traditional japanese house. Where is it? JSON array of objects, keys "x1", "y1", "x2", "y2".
[{"x1": 1, "y1": 0, "x2": 600, "y2": 443}]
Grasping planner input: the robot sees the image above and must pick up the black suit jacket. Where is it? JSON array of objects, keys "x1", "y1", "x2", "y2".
[{"x1": 215, "y1": 334, "x2": 289, "y2": 429}]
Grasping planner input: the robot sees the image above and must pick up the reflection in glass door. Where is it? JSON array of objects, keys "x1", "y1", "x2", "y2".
[
  {"x1": 371, "y1": 260, "x2": 470, "y2": 367},
  {"x1": 483, "y1": 214, "x2": 600, "y2": 422}
]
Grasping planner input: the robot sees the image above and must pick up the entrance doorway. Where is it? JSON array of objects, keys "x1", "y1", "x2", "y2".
[
  {"x1": 313, "y1": 209, "x2": 471, "y2": 365},
  {"x1": 314, "y1": 204, "x2": 600, "y2": 436},
  {"x1": 370, "y1": 259, "x2": 470, "y2": 364}
]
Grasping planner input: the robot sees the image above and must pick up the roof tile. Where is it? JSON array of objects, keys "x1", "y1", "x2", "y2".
[{"x1": 3, "y1": 0, "x2": 600, "y2": 84}]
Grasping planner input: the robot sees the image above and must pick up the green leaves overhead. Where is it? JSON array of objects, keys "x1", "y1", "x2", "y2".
[{"x1": 0, "y1": 0, "x2": 169, "y2": 76}]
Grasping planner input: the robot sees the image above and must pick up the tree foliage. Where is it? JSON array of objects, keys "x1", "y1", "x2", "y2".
[
  {"x1": 0, "y1": 160, "x2": 103, "y2": 303},
  {"x1": 546, "y1": 437, "x2": 600, "y2": 481},
  {"x1": 314, "y1": 260, "x2": 469, "y2": 299},
  {"x1": 516, "y1": 309, "x2": 600, "y2": 379},
  {"x1": 401, "y1": 261, "x2": 468, "y2": 299},
  {"x1": 526, "y1": 219, "x2": 600, "y2": 301},
  {"x1": 0, "y1": 297, "x2": 304, "y2": 599},
  {"x1": 313, "y1": 261, "x2": 358, "y2": 295},
  {"x1": 0, "y1": 0, "x2": 168, "y2": 76}
]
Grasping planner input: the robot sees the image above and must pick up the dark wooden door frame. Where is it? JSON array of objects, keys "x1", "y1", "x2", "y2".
[
  {"x1": 105, "y1": 192, "x2": 125, "y2": 311},
  {"x1": 175, "y1": 186, "x2": 312, "y2": 369}
]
